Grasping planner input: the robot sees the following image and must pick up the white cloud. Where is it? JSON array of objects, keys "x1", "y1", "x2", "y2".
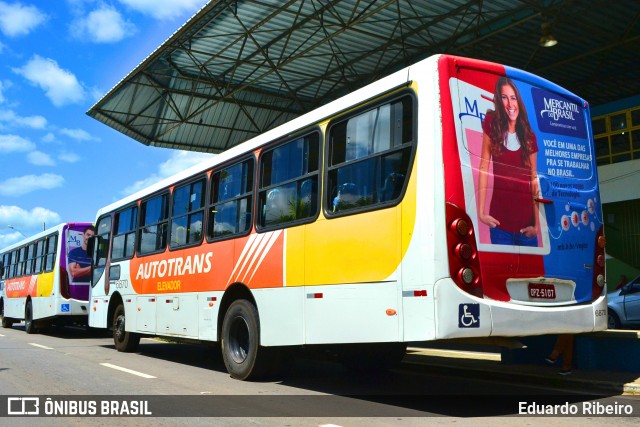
[
  {"x1": 58, "y1": 151, "x2": 80, "y2": 163},
  {"x1": 0, "y1": 133, "x2": 34, "y2": 152},
  {"x1": 0, "y1": 205, "x2": 61, "y2": 245},
  {"x1": 0, "y1": 1, "x2": 46, "y2": 37},
  {"x1": 123, "y1": 150, "x2": 214, "y2": 196},
  {"x1": 41, "y1": 132, "x2": 56, "y2": 143},
  {"x1": 27, "y1": 150, "x2": 55, "y2": 166},
  {"x1": 72, "y1": 4, "x2": 136, "y2": 43},
  {"x1": 0, "y1": 109, "x2": 46, "y2": 129},
  {"x1": 60, "y1": 127, "x2": 98, "y2": 142},
  {"x1": 0, "y1": 173, "x2": 64, "y2": 196},
  {"x1": 118, "y1": 0, "x2": 205, "y2": 20},
  {"x1": 13, "y1": 55, "x2": 85, "y2": 107},
  {"x1": 0, "y1": 230, "x2": 24, "y2": 246}
]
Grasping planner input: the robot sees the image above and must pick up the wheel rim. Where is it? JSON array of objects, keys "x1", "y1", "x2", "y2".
[
  {"x1": 115, "y1": 314, "x2": 126, "y2": 342},
  {"x1": 228, "y1": 315, "x2": 250, "y2": 364}
]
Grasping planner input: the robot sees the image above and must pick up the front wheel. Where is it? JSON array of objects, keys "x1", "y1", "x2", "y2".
[
  {"x1": 25, "y1": 300, "x2": 36, "y2": 334},
  {"x1": 1, "y1": 300, "x2": 13, "y2": 328},
  {"x1": 221, "y1": 299, "x2": 271, "y2": 380},
  {"x1": 112, "y1": 304, "x2": 140, "y2": 352}
]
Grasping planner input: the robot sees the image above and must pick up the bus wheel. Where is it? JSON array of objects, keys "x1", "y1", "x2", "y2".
[
  {"x1": 112, "y1": 304, "x2": 140, "y2": 352},
  {"x1": 221, "y1": 299, "x2": 268, "y2": 380},
  {"x1": 1, "y1": 301, "x2": 13, "y2": 328},
  {"x1": 0, "y1": 317, "x2": 12, "y2": 328},
  {"x1": 25, "y1": 300, "x2": 37, "y2": 334}
]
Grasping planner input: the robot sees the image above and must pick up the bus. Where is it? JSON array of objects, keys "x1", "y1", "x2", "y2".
[
  {"x1": 0, "y1": 223, "x2": 94, "y2": 333},
  {"x1": 86, "y1": 54, "x2": 606, "y2": 380}
]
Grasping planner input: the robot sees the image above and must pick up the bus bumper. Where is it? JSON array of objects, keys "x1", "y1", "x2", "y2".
[{"x1": 433, "y1": 278, "x2": 607, "y2": 339}]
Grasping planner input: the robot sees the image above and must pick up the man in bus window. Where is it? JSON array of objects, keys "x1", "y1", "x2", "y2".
[{"x1": 68, "y1": 226, "x2": 96, "y2": 283}]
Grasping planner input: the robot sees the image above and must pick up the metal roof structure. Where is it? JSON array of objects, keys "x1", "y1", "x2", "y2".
[{"x1": 87, "y1": 0, "x2": 640, "y2": 154}]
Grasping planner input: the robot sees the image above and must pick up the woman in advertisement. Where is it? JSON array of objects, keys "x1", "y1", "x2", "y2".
[{"x1": 478, "y1": 76, "x2": 540, "y2": 246}]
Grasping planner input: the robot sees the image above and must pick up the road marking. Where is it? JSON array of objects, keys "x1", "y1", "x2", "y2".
[
  {"x1": 29, "y1": 343, "x2": 54, "y2": 350},
  {"x1": 0, "y1": 334, "x2": 5, "y2": 337},
  {"x1": 100, "y1": 363, "x2": 156, "y2": 379}
]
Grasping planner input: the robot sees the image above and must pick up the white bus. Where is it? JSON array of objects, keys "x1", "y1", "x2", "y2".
[
  {"x1": 1, "y1": 223, "x2": 94, "y2": 333},
  {"x1": 86, "y1": 55, "x2": 607, "y2": 380}
]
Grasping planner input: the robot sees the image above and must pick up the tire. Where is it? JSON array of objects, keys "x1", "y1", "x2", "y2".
[
  {"x1": 1, "y1": 317, "x2": 12, "y2": 328},
  {"x1": 25, "y1": 300, "x2": 37, "y2": 334},
  {"x1": 112, "y1": 303, "x2": 140, "y2": 352},
  {"x1": 340, "y1": 342, "x2": 408, "y2": 373},
  {"x1": 607, "y1": 310, "x2": 622, "y2": 329},
  {"x1": 221, "y1": 299, "x2": 270, "y2": 380},
  {"x1": 1, "y1": 300, "x2": 13, "y2": 328}
]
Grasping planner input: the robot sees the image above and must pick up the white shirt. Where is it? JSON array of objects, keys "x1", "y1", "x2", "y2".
[{"x1": 505, "y1": 132, "x2": 521, "y2": 151}]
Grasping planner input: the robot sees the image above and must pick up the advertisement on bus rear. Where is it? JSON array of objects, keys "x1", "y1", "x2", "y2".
[{"x1": 448, "y1": 64, "x2": 602, "y2": 304}]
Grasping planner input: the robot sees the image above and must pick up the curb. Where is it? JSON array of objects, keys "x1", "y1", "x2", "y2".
[{"x1": 400, "y1": 353, "x2": 640, "y2": 395}]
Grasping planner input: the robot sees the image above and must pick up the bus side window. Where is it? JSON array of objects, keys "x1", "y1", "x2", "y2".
[
  {"x1": 208, "y1": 158, "x2": 254, "y2": 240},
  {"x1": 44, "y1": 234, "x2": 57, "y2": 272},
  {"x1": 33, "y1": 239, "x2": 45, "y2": 274},
  {"x1": 113, "y1": 205, "x2": 138, "y2": 259},
  {"x1": 327, "y1": 95, "x2": 414, "y2": 216},
  {"x1": 139, "y1": 193, "x2": 169, "y2": 255},
  {"x1": 258, "y1": 132, "x2": 320, "y2": 228},
  {"x1": 170, "y1": 178, "x2": 205, "y2": 248}
]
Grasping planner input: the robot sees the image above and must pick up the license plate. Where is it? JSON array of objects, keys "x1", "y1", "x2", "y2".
[{"x1": 528, "y1": 283, "x2": 556, "y2": 299}]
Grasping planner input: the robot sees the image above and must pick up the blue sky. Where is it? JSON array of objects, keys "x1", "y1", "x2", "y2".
[{"x1": 0, "y1": 0, "x2": 214, "y2": 247}]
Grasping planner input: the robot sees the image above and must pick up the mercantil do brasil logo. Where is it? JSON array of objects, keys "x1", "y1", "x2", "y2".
[
  {"x1": 540, "y1": 97, "x2": 579, "y2": 121},
  {"x1": 532, "y1": 87, "x2": 586, "y2": 138}
]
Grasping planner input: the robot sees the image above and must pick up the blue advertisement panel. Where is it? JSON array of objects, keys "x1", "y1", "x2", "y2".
[{"x1": 450, "y1": 65, "x2": 602, "y2": 304}]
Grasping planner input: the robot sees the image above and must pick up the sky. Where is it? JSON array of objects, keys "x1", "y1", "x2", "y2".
[{"x1": 0, "y1": 0, "x2": 215, "y2": 248}]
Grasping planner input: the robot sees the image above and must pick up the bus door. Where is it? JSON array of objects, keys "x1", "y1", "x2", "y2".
[{"x1": 88, "y1": 215, "x2": 113, "y2": 328}]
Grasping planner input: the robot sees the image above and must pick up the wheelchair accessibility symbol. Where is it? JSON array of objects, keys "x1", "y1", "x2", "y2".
[{"x1": 458, "y1": 303, "x2": 479, "y2": 328}]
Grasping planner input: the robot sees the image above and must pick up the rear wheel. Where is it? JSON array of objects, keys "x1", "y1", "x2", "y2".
[
  {"x1": 112, "y1": 303, "x2": 140, "y2": 352},
  {"x1": 221, "y1": 299, "x2": 274, "y2": 380},
  {"x1": 608, "y1": 311, "x2": 622, "y2": 329},
  {"x1": 25, "y1": 300, "x2": 36, "y2": 334}
]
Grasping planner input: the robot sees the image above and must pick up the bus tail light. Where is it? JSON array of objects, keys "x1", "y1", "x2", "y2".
[
  {"x1": 60, "y1": 268, "x2": 70, "y2": 300},
  {"x1": 592, "y1": 226, "x2": 605, "y2": 300},
  {"x1": 446, "y1": 203, "x2": 482, "y2": 297}
]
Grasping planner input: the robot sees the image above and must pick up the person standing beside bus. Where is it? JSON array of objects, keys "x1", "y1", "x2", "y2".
[
  {"x1": 478, "y1": 77, "x2": 540, "y2": 246},
  {"x1": 68, "y1": 226, "x2": 95, "y2": 283}
]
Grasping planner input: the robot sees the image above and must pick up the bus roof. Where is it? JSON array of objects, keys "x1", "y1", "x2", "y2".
[
  {"x1": 94, "y1": 57, "x2": 422, "y2": 218},
  {"x1": 0, "y1": 222, "x2": 94, "y2": 253}
]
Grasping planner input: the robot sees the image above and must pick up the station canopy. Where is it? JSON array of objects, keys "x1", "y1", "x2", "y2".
[{"x1": 87, "y1": 0, "x2": 640, "y2": 154}]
